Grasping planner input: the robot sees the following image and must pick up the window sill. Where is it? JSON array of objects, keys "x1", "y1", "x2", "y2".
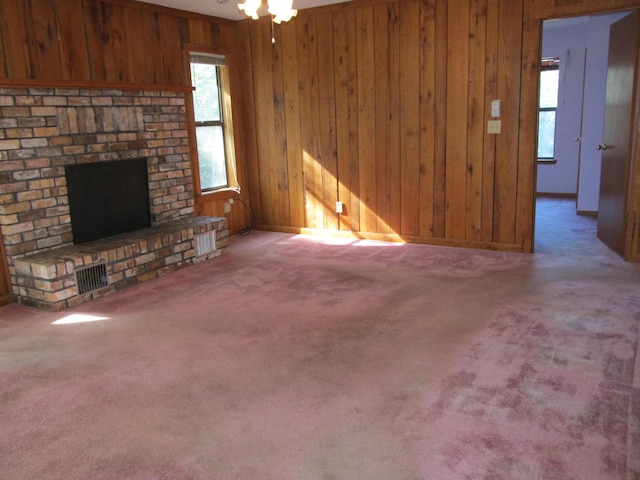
[
  {"x1": 537, "y1": 158, "x2": 557, "y2": 165},
  {"x1": 196, "y1": 188, "x2": 240, "y2": 204}
]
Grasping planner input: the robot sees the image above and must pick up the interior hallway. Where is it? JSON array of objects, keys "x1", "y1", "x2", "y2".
[{"x1": 0, "y1": 198, "x2": 639, "y2": 479}]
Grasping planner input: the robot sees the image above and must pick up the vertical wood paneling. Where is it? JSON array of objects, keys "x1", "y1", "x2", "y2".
[
  {"x1": 122, "y1": 6, "x2": 149, "y2": 84},
  {"x1": 109, "y1": 4, "x2": 131, "y2": 83},
  {"x1": 0, "y1": 1, "x2": 39, "y2": 78},
  {"x1": 399, "y1": 0, "x2": 421, "y2": 236},
  {"x1": 432, "y1": 0, "x2": 448, "y2": 239},
  {"x1": 281, "y1": 21, "x2": 305, "y2": 227},
  {"x1": 0, "y1": 225, "x2": 11, "y2": 306},
  {"x1": 158, "y1": 14, "x2": 185, "y2": 85},
  {"x1": 271, "y1": 22, "x2": 291, "y2": 226},
  {"x1": 633, "y1": 66, "x2": 640, "y2": 260},
  {"x1": 387, "y1": 2, "x2": 402, "y2": 234},
  {"x1": 297, "y1": 15, "x2": 323, "y2": 229},
  {"x1": 239, "y1": 22, "x2": 263, "y2": 224},
  {"x1": 145, "y1": 12, "x2": 166, "y2": 84},
  {"x1": 445, "y1": 0, "x2": 469, "y2": 240},
  {"x1": 0, "y1": 0, "x2": 235, "y2": 87},
  {"x1": 356, "y1": 6, "x2": 377, "y2": 233},
  {"x1": 632, "y1": 119, "x2": 640, "y2": 259},
  {"x1": 83, "y1": 0, "x2": 115, "y2": 81},
  {"x1": 493, "y1": 0, "x2": 523, "y2": 243},
  {"x1": 333, "y1": 8, "x2": 360, "y2": 232},
  {"x1": 374, "y1": 3, "x2": 391, "y2": 234},
  {"x1": 55, "y1": 0, "x2": 90, "y2": 81},
  {"x1": 31, "y1": 0, "x2": 63, "y2": 80},
  {"x1": 517, "y1": 6, "x2": 542, "y2": 252},
  {"x1": 210, "y1": 22, "x2": 223, "y2": 46},
  {"x1": 466, "y1": 0, "x2": 487, "y2": 242},
  {"x1": 482, "y1": 0, "x2": 499, "y2": 243},
  {"x1": 317, "y1": 13, "x2": 339, "y2": 231},
  {"x1": 252, "y1": 21, "x2": 277, "y2": 225},
  {"x1": 307, "y1": 16, "x2": 325, "y2": 230},
  {"x1": 418, "y1": 0, "x2": 436, "y2": 238},
  {"x1": 243, "y1": 0, "x2": 542, "y2": 250},
  {"x1": 188, "y1": 18, "x2": 206, "y2": 45}
]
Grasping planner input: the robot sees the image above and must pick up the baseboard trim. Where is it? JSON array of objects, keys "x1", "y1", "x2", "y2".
[
  {"x1": 253, "y1": 225, "x2": 525, "y2": 253},
  {"x1": 577, "y1": 210, "x2": 598, "y2": 217},
  {"x1": 536, "y1": 193, "x2": 577, "y2": 199}
]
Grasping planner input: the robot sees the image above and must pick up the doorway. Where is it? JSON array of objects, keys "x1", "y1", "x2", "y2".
[{"x1": 534, "y1": 10, "x2": 633, "y2": 254}]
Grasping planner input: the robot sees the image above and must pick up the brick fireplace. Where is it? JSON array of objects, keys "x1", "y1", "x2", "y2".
[{"x1": 0, "y1": 87, "x2": 228, "y2": 310}]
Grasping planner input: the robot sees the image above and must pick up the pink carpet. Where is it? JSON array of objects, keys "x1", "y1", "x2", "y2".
[{"x1": 0, "y1": 198, "x2": 638, "y2": 479}]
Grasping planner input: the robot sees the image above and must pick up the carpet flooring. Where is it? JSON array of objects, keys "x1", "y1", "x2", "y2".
[{"x1": 0, "y1": 198, "x2": 639, "y2": 479}]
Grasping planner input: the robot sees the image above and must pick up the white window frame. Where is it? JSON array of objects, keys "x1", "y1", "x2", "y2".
[{"x1": 188, "y1": 51, "x2": 240, "y2": 195}]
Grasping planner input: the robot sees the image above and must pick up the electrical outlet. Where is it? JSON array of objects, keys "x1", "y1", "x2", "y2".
[
  {"x1": 487, "y1": 120, "x2": 502, "y2": 134},
  {"x1": 223, "y1": 202, "x2": 231, "y2": 214},
  {"x1": 336, "y1": 201, "x2": 343, "y2": 214}
]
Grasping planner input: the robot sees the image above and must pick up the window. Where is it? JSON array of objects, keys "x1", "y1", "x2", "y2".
[
  {"x1": 537, "y1": 57, "x2": 560, "y2": 161},
  {"x1": 189, "y1": 52, "x2": 239, "y2": 193}
]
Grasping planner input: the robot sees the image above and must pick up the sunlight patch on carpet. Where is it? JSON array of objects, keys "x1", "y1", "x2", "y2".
[
  {"x1": 52, "y1": 314, "x2": 111, "y2": 325},
  {"x1": 286, "y1": 233, "x2": 406, "y2": 247}
]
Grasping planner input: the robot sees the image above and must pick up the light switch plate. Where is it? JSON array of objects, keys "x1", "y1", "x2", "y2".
[{"x1": 491, "y1": 99, "x2": 502, "y2": 117}]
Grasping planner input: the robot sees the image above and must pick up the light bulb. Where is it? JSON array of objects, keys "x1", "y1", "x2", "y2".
[{"x1": 238, "y1": 0, "x2": 261, "y2": 20}]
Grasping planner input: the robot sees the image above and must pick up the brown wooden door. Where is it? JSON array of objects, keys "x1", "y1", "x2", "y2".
[
  {"x1": 597, "y1": 10, "x2": 639, "y2": 256},
  {"x1": 0, "y1": 226, "x2": 12, "y2": 306}
]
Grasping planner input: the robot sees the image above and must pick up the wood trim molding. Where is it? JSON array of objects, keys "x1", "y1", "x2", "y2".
[
  {"x1": 0, "y1": 79, "x2": 194, "y2": 92},
  {"x1": 528, "y1": 0, "x2": 640, "y2": 20}
]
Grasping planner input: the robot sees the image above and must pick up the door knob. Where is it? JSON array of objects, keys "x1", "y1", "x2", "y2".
[{"x1": 597, "y1": 144, "x2": 608, "y2": 151}]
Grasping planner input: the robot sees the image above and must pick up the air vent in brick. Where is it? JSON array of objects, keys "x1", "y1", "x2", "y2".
[{"x1": 75, "y1": 262, "x2": 108, "y2": 295}]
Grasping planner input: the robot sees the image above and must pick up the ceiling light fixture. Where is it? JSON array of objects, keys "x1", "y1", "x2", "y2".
[
  {"x1": 238, "y1": 0, "x2": 297, "y2": 23},
  {"x1": 238, "y1": 0, "x2": 298, "y2": 43}
]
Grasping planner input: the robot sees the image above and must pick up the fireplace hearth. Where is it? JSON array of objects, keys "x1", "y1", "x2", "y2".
[{"x1": 0, "y1": 87, "x2": 230, "y2": 309}]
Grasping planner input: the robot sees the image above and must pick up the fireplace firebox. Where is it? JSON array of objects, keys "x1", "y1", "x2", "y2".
[{"x1": 65, "y1": 158, "x2": 151, "y2": 244}]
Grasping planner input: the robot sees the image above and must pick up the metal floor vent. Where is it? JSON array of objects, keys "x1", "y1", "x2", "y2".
[
  {"x1": 195, "y1": 230, "x2": 216, "y2": 256},
  {"x1": 75, "y1": 262, "x2": 108, "y2": 295}
]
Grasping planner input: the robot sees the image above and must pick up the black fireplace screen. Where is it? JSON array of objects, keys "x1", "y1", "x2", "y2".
[{"x1": 65, "y1": 158, "x2": 151, "y2": 244}]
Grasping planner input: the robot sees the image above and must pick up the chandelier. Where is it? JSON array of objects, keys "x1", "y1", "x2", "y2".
[{"x1": 238, "y1": 0, "x2": 298, "y2": 24}]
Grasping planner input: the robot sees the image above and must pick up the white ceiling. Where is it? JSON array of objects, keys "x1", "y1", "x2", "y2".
[{"x1": 135, "y1": 0, "x2": 351, "y2": 21}]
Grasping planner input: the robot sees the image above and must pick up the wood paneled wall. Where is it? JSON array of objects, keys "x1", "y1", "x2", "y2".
[
  {"x1": 239, "y1": 0, "x2": 536, "y2": 251},
  {"x1": 0, "y1": 225, "x2": 11, "y2": 305},
  {"x1": 0, "y1": 0, "x2": 638, "y2": 258},
  {"x1": 0, "y1": 0, "x2": 232, "y2": 87},
  {"x1": 0, "y1": 0, "x2": 251, "y2": 235},
  {"x1": 239, "y1": 0, "x2": 640, "y2": 256}
]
